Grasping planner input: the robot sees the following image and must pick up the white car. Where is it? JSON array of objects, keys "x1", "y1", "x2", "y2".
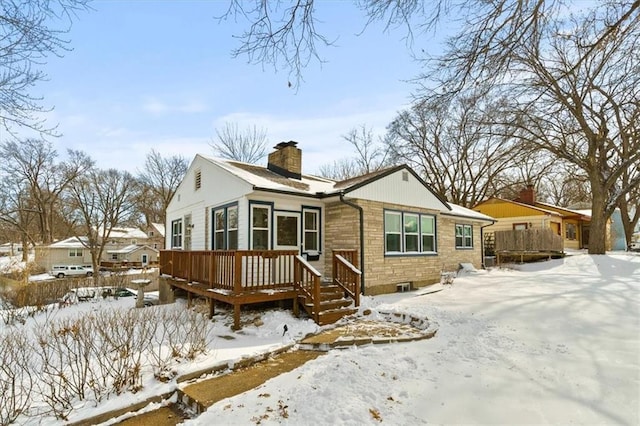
[
  {"x1": 629, "y1": 242, "x2": 640, "y2": 252},
  {"x1": 49, "y1": 265, "x2": 94, "y2": 278}
]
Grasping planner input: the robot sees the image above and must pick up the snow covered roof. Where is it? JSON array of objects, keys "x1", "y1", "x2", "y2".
[
  {"x1": 150, "y1": 223, "x2": 165, "y2": 237},
  {"x1": 443, "y1": 204, "x2": 495, "y2": 222},
  {"x1": 107, "y1": 244, "x2": 158, "y2": 254},
  {"x1": 49, "y1": 236, "x2": 88, "y2": 248},
  {"x1": 197, "y1": 156, "x2": 493, "y2": 221},
  {"x1": 199, "y1": 155, "x2": 336, "y2": 195},
  {"x1": 99, "y1": 227, "x2": 148, "y2": 240},
  {"x1": 535, "y1": 202, "x2": 591, "y2": 219}
]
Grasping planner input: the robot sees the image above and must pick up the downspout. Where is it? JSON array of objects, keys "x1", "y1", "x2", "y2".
[
  {"x1": 480, "y1": 220, "x2": 496, "y2": 268},
  {"x1": 339, "y1": 192, "x2": 365, "y2": 294}
]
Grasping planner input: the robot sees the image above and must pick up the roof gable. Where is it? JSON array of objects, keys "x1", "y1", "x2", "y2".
[{"x1": 341, "y1": 165, "x2": 451, "y2": 211}]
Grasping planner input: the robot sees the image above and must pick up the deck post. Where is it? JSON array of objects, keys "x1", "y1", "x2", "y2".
[
  {"x1": 233, "y1": 251, "x2": 242, "y2": 293},
  {"x1": 209, "y1": 298, "x2": 215, "y2": 319},
  {"x1": 209, "y1": 252, "x2": 216, "y2": 288},
  {"x1": 187, "y1": 251, "x2": 192, "y2": 283},
  {"x1": 233, "y1": 304, "x2": 241, "y2": 330},
  {"x1": 187, "y1": 291, "x2": 192, "y2": 308}
]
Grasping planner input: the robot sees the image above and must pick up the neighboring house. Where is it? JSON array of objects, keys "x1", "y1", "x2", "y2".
[
  {"x1": 105, "y1": 244, "x2": 159, "y2": 266},
  {"x1": 145, "y1": 223, "x2": 165, "y2": 250},
  {"x1": 0, "y1": 242, "x2": 29, "y2": 257},
  {"x1": 35, "y1": 237, "x2": 93, "y2": 272},
  {"x1": 473, "y1": 185, "x2": 594, "y2": 251},
  {"x1": 100, "y1": 227, "x2": 149, "y2": 246},
  {"x1": 165, "y1": 141, "x2": 494, "y2": 296},
  {"x1": 35, "y1": 227, "x2": 159, "y2": 272}
]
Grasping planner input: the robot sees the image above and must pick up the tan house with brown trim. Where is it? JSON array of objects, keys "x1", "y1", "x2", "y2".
[
  {"x1": 472, "y1": 185, "x2": 593, "y2": 250},
  {"x1": 165, "y1": 141, "x2": 495, "y2": 295}
]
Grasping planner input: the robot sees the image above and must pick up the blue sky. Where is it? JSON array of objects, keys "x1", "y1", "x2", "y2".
[{"x1": 35, "y1": 1, "x2": 438, "y2": 174}]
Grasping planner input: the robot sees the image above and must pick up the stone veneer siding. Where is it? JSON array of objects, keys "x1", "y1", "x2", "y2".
[{"x1": 324, "y1": 199, "x2": 485, "y2": 296}]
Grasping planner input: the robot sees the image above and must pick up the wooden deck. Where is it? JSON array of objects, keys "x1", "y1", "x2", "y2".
[{"x1": 160, "y1": 249, "x2": 361, "y2": 329}]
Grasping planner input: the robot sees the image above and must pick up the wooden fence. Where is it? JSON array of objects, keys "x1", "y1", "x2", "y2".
[{"x1": 495, "y1": 228, "x2": 564, "y2": 253}]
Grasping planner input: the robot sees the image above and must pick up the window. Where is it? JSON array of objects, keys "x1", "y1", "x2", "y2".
[
  {"x1": 404, "y1": 214, "x2": 419, "y2": 252},
  {"x1": 68, "y1": 248, "x2": 83, "y2": 257},
  {"x1": 513, "y1": 223, "x2": 528, "y2": 230},
  {"x1": 385, "y1": 211, "x2": 402, "y2": 252},
  {"x1": 213, "y1": 205, "x2": 238, "y2": 250},
  {"x1": 455, "y1": 224, "x2": 473, "y2": 248},
  {"x1": 565, "y1": 223, "x2": 577, "y2": 240},
  {"x1": 303, "y1": 209, "x2": 320, "y2": 252},
  {"x1": 421, "y1": 216, "x2": 436, "y2": 252},
  {"x1": 171, "y1": 219, "x2": 183, "y2": 248},
  {"x1": 384, "y1": 210, "x2": 437, "y2": 254},
  {"x1": 251, "y1": 205, "x2": 271, "y2": 250},
  {"x1": 110, "y1": 253, "x2": 118, "y2": 260},
  {"x1": 195, "y1": 169, "x2": 202, "y2": 190}
]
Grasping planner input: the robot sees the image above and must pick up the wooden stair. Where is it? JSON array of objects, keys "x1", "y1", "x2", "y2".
[{"x1": 298, "y1": 284, "x2": 357, "y2": 325}]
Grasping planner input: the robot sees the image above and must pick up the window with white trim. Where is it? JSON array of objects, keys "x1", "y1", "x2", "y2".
[
  {"x1": 68, "y1": 248, "x2": 83, "y2": 257},
  {"x1": 251, "y1": 205, "x2": 271, "y2": 250},
  {"x1": 404, "y1": 213, "x2": 419, "y2": 252},
  {"x1": 303, "y1": 209, "x2": 320, "y2": 252},
  {"x1": 384, "y1": 211, "x2": 402, "y2": 252},
  {"x1": 455, "y1": 224, "x2": 473, "y2": 248},
  {"x1": 171, "y1": 219, "x2": 183, "y2": 248},
  {"x1": 421, "y1": 215, "x2": 436, "y2": 252},
  {"x1": 385, "y1": 210, "x2": 437, "y2": 254}
]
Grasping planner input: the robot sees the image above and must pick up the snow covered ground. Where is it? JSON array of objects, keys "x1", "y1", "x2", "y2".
[
  {"x1": 2, "y1": 252, "x2": 639, "y2": 425},
  {"x1": 186, "y1": 253, "x2": 640, "y2": 425}
]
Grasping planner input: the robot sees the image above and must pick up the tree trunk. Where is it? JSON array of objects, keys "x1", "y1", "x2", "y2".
[
  {"x1": 21, "y1": 234, "x2": 29, "y2": 262},
  {"x1": 588, "y1": 188, "x2": 609, "y2": 255}
]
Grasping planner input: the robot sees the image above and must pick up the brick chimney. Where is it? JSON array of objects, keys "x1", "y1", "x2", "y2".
[
  {"x1": 517, "y1": 184, "x2": 536, "y2": 205},
  {"x1": 267, "y1": 141, "x2": 302, "y2": 179}
]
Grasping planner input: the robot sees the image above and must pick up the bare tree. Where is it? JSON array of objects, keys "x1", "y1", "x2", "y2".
[
  {"x1": 137, "y1": 149, "x2": 188, "y2": 226},
  {"x1": 67, "y1": 168, "x2": 138, "y2": 282},
  {"x1": 317, "y1": 158, "x2": 360, "y2": 181},
  {"x1": 0, "y1": 174, "x2": 38, "y2": 261},
  {"x1": 470, "y1": 5, "x2": 640, "y2": 254},
  {"x1": 210, "y1": 122, "x2": 268, "y2": 164},
  {"x1": 0, "y1": 139, "x2": 93, "y2": 245},
  {"x1": 386, "y1": 90, "x2": 530, "y2": 208},
  {"x1": 0, "y1": 0, "x2": 91, "y2": 138},
  {"x1": 225, "y1": 1, "x2": 640, "y2": 254},
  {"x1": 318, "y1": 125, "x2": 390, "y2": 180}
]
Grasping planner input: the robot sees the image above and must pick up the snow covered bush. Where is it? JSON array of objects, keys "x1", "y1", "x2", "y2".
[{"x1": 0, "y1": 329, "x2": 33, "y2": 425}]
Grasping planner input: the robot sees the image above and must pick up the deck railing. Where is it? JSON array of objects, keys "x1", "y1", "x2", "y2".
[
  {"x1": 333, "y1": 253, "x2": 361, "y2": 306},
  {"x1": 294, "y1": 255, "x2": 321, "y2": 321},
  {"x1": 333, "y1": 249, "x2": 358, "y2": 268},
  {"x1": 160, "y1": 250, "x2": 298, "y2": 291}
]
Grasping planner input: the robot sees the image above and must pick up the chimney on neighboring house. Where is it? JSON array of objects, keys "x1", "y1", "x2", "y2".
[
  {"x1": 517, "y1": 184, "x2": 536, "y2": 205},
  {"x1": 267, "y1": 141, "x2": 302, "y2": 179}
]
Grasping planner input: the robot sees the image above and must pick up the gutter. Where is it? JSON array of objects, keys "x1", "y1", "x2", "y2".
[{"x1": 339, "y1": 192, "x2": 365, "y2": 295}]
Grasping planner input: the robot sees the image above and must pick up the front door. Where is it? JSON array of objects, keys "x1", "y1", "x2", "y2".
[
  {"x1": 274, "y1": 212, "x2": 300, "y2": 252},
  {"x1": 141, "y1": 254, "x2": 148, "y2": 267}
]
